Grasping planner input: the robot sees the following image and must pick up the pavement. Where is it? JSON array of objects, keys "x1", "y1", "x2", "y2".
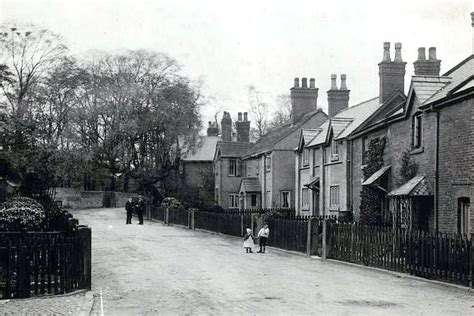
[{"x1": 2, "y1": 207, "x2": 473, "y2": 315}]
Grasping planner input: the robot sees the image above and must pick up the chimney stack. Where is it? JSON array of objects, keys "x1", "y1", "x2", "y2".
[
  {"x1": 207, "y1": 121, "x2": 219, "y2": 136},
  {"x1": 413, "y1": 47, "x2": 441, "y2": 76},
  {"x1": 378, "y1": 42, "x2": 406, "y2": 103},
  {"x1": 236, "y1": 111, "x2": 250, "y2": 142},
  {"x1": 238, "y1": 112, "x2": 243, "y2": 121},
  {"x1": 327, "y1": 74, "x2": 350, "y2": 117},
  {"x1": 221, "y1": 111, "x2": 232, "y2": 142},
  {"x1": 471, "y1": 12, "x2": 474, "y2": 54},
  {"x1": 290, "y1": 77, "x2": 319, "y2": 124}
]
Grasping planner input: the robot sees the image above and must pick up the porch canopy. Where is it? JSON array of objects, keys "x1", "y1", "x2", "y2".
[
  {"x1": 387, "y1": 175, "x2": 432, "y2": 197},
  {"x1": 239, "y1": 177, "x2": 261, "y2": 193},
  {"x1": 304, "y1": 177, "x2": 320, "y2": 191},
  {"x1": 362, "y1": 165, "x2": 391, "y2": 190}
]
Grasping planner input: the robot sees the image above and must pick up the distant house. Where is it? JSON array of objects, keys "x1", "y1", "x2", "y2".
[
  {"x1": 239, "y1": 78, "x2": 327, "y2": 209},
  {"x1": 295, "y1": 42, "x2": 407, "y2": 218},
  {"x1": 214, "y1": 112, "x2": 254, "y2": 209},
  {"x1": 181, "y1": 122, "x2": 221, "y2": 205},
  {"x1": 350, "y1": 45, "x2": 473, "y2": 234}
]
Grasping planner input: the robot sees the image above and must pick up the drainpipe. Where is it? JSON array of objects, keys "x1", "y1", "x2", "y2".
[
  {"x1": 320, "y1": 147, "x2": 326, "y2": 216},
  {"x1": 263, "y1": 156, "x2": 266, "y2": 208},
  {"x1": 434, "y1": 110, "x2": 440, "y2": 233}
]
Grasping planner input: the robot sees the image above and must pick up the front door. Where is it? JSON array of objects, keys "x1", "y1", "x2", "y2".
[{"x1": 312, "y1": 189, "x2": 320, "y2": 216}]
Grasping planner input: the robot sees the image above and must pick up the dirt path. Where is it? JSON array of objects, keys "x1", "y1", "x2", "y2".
[{"x1": 71, "y1": 208, "x2": 473, "y2": 315}]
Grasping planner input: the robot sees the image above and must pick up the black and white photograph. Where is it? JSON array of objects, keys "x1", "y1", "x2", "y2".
[{"x1": 0, "y1": 0, "x2": 473, "y2": 314}]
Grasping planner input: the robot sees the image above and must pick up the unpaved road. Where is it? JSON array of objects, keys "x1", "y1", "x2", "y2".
[{"x1": 71, "y1": 208, "x2": 473, "y2": 315}]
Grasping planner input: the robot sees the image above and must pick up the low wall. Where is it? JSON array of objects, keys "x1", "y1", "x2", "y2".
[{"x1": 54, "y1": 188, "x2": 137, "y2": 209}]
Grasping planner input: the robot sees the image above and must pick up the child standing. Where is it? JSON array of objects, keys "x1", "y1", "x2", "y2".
[
  {"x1": 257, "y1": 223, "x2": 270, "y2": 253},
  {"x1": 243, "y1": 228, "x2": 254, "y2": 253}
]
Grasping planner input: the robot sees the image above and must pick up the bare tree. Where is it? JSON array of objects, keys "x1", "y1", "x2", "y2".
[
  {"x1": 269, "y1": 93, "x2": 291, "y2": 128},
  {"x1": 248, "y1": 85, "x2": 268, "y2": 138}
]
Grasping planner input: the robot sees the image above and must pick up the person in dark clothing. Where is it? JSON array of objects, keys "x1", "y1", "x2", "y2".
[
  {"x1": 136, "y1": 195, "x2": 145, "y2": 225},
  {"x1": 125, "y1": 198, "x2": 133, "y2": 224}
]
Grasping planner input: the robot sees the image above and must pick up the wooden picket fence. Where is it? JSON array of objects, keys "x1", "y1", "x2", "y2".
[
  {"x1": 0, "y1": 227, "x2": 92, "y2": 299},
  {"x1": 328, "y1": 223, "x2": 472, "y2": 286}
]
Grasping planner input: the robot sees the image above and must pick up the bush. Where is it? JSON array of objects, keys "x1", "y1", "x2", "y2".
[
  {"x1": 161, "y1": 197, "x2": 183, "y2": 211},
  {"x1": 0, "y1": 196, "x2": 46, "y2": 231}
]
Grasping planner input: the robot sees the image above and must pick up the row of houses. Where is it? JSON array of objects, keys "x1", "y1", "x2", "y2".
[{"x1": 183, "y1": 14, "x2": 473, "y2": 236}]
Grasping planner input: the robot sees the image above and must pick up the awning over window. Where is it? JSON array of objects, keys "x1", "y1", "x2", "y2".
[
  {"x1": 239, "y1": 177, "x2": 261, "y2": 193},
  {"x1": 304, "y1": 177, "x2": 320, "y2": 190},
  {"x1": 388, "y1": 176, "x2": 432, "y2": 197},
  {"x1": 362, "y1": 165, "x2": 391, "y2": 192}
]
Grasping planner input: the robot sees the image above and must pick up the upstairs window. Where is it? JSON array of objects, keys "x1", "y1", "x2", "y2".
[
  {"x1": 412, "y1": 114, "x2": 423, "y2": 149},
  {"x1": 331, "y1": 138, "x2": 339, "y2": 161},
  {"x1": 302, "y1": 149, "x2": 309, "y2": 167},
  {"x1": 301, "y1": 188, "x2": 309, "y2": 210},
  {"x1": 228, "y1": 158, "x2": 241, "y2": 176},
  {"x1": 265, "y1": 155, "x2": 271, "y2": 171}
]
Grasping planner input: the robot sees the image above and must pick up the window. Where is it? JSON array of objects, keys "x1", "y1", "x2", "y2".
[
  {"x1": 251, "y1": 194, "x2": 258, "y2": 207},
  {"x1": 265, "y1": 155, "x2": 271, "y2": 171},
  {"x1": 228, "y1": 158, "x2": 241, "y2": 176},
  {"x1": 301, "y1": 188, "x2": 309, "y2": 209},
  {"x1": 458, "y1": 198, "x2": 470, "y2": 235},
  {"x1": 329, "y1": 186, "x2": 340, "y2": 209},
  {"x1": 229, "y1": 194, "x2": 239, "y2": 208},
  {"x1": 256, "y1": 162, "x2": 259, "y2": 175},
  {"x1": 246, "y1": 162, "x2": 251, "y2": 176},
  {"x1": 281, "y1": 191, "x2": 290, "y2": 208},
  {"x1": 302, "y1": 149, "x2": 309, "y2": 167},
  {"x1": 412, "y1": 114, "x2": 422, "y2": 149},
  {"x1": 312, "y1": 148, "x2": 320, "y2": 176},
  {"x1": 331, "y1": 138, "x2": 339, "y2": 161}
]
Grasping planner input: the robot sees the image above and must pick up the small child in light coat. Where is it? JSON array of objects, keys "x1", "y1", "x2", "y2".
[
  {"x1": 257, "y1": 223, "x2": 270, "y2": 253},
  {"x1": 243, "y1": 228, "x2": 254, "y2": 253}
]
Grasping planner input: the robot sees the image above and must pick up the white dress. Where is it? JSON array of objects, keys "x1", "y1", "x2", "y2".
[{"x1": 243, "y1": 235, "x2": 253, "y2": 248}]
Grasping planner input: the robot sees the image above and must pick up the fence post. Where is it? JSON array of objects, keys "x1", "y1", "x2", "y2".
[
  {"x1": 240, "y1": 214, "x2": 244, "y2": 237},
  {"x1": 165, "y1": 207, "x2": 170, "y2": 226},
  {"x1": 471, "y1": 233, "x2": 474, "y2": 288},
  {"x1": 191, "y1": 210, "x2": 195, "y2": 230},
  {"x1": 188, "y1": 210, "x2": 191, "y2": 229},
  {"x1": 78, "y1": 226, "x2": 92, "y2": 290},
  {"x1": 306, "y1": 217, "x2": 313, "y2": 257},
  {"x1": 322, "y1": 219, "x2": 327, "y2": 261},
  {"x1": 251, "y1": 214, "x2": 255, "y2": 235}
]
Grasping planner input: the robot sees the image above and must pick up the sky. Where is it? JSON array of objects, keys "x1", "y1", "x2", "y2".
[{"x1": 1, "y1": 0, "x2": 473, "y2": 129}]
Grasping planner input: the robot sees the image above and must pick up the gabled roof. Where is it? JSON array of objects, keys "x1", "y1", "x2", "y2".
[
  {"x1": 215, "y1": 141, "x2": 254, "y2": 159},
  {"x1": 422, "y1": 54, "x2": 474, "y2": 106},
  {"x1": 243, "y1": 110, "x2": 327, "y2": 158},
  {"x1": 362, "y1": 165, "x2": 391, "y2": 187},
  {"x1": 297, "y1": 128, "x2": 322, "y2": 151},
  {"x1": 306, "y1": 96, "x2": 381, "y2": 147},
  {"x1": 411, "y1": 76, "x2": 451, "y2": 105},
  {"x1": 182, "y1": 136, "x2": 221, "y2": 162},
  {"x1": 239, "y1": 177, "x2": 261, "y2": 193}
]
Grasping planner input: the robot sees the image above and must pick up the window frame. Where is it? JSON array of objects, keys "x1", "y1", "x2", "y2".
[
  {"x1": 330, "y1": 138, "x2": 339, "y2": 161},
  {"x1": 458, "y1": 197, "x2": 470, "y2": 235},
  {"x1": 302, "y1": 148, "x2": 309, "y2": 167},
  {"x1": 301, "y1": 188, "x2": 310, "y2": 210},
  {"x1": 412, "y1": 113, "x2": 423, "y2": 150},
  {"x1": 329, "y1": 185, "x2": 340, "y2": 209},
  {"x1": 265, "y1": 155, "x2": 272, "y2": 172},
  {"x1": 281, "y1": 191, "x2": 291, "y2": 208},
  {"x1": 250, "y1": 194, "x2": 258, "y2": 207},
  {"x1": 228, "y1": 158, "x2": 237, "y2": 176},
  {"x1": 229, "y1": 193, "x2": 239, "y2": 208}
]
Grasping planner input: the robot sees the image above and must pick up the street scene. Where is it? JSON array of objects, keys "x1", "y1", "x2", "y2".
[{"x1": 0, "y1": 0, "x2": 474, "y2": 315}]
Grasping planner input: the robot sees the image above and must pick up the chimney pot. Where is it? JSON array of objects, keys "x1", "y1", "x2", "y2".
[
  {"x1": 382, "y1": 42, "x2": 391, "y2": 62},
  {"x1": 428, "y1": 47, "x2": 437, "y2": 60},
  {"x1": 471, "y1": 12, "x2": 474, "y2": 26},
  {"x1": 243, "y1": 112, "x2": 248, "y2": 121},
  {"x1": 330, "y1": 74, "x2": 338, "y2": 90},
  {"x1": 309, "y1": 78, "x2": 315, "y2": 88},
  {"x1": 417, "y1": 47, "x2": 426, "y2": 60},
  {"x1": 394, "y1": 42, "x2": 403, "y2": 62},
  {"x1": 340, "y1": 74, "x2": 348, "y2": 90},
  {"x1": 208, "y1": 121, "x2": 212, "y2": 126},
  {"x1": 238, "y1": 112, "x2": 242, "y2": 121},
  {"x1": 302, "y1": 77, "x2": 307, "y2": 88},
  {"x1": 294, "y1": 78, "x2": 300, "y2": 88}
]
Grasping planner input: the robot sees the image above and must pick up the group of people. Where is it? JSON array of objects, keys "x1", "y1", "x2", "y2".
[
  {"x1": 243, "y1": 223, "x2": 270, "y2": 253},
  {"x1": 125, "y1": 196, "x2": 145, "y2": 225}
]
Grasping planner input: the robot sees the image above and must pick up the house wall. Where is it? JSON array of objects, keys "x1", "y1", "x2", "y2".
[
  {"x1": 295, "y1": 147, "x2": 321, "y2": 215},
  {"x1": 272, "y1": 150, "x2": 295, "y2": 208},
  {"x1": 437, "y1": 97, "x2": 473, "y2": 234},
  {"x1": 214, "y1": 157, "x2": 243, "y2": 208}
]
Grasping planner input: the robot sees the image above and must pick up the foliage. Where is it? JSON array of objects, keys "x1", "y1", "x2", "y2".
[
  {"x1": 0, "y1": 196, "x2": 46, "y2": 231},
  {"x1": 399, "y1": 150, "x2": 418, "y2": 183},
  {"x1": 161, "y1": 197, "x2": 183, "y2": 211},
  {"x1": 360, "y1": 137, "x2": 386, "y2": 225}
]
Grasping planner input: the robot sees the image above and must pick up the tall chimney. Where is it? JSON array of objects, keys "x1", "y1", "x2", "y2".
[
  {"x1": 413, "y1": 47, "x2": 441, "y2": 76},
  {"x1": 221, "y1": 111, "x2": 232, "y2": 142},
  {"x1": 290, "y1": 77, "x2": 319, "y2": 124},
  {"x1": 238, "y1": 112, "x2": 242, "y2": 121},
  {"x1": 378, "y1": 42, "x2": 406, "y2": 103},
  {"x1": 207, "y1": 121, "x2": 219, "y2": 136},
  {"x1": 327, "y1": 74, "x2": 350, "y2": 117},
  {"x1": 236, "y1": 111, "x2": 250, "y2": 142}
]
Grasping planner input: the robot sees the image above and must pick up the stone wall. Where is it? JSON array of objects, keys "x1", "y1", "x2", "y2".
[{"x1": 54, "y1": 188, "x2": 136, "y2": 209}]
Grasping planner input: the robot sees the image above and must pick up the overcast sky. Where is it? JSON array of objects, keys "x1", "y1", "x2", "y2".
[{"x1": 1, "y1": 0, "x2": 473, "y2": 128}]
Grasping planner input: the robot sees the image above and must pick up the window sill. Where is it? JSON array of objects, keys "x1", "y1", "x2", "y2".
[
  {"x1": 324, "y1": 161, "x2": 343, "y2": 166},
  {"x1": 410, "y1": 147, "x2": 424, "y2": 155},
  {"x1": 300, "y1": 166, "x2": 310, "y2": 170},
  {"x1": 329, "y1": 207, "x2": 340, "y2": 212}
]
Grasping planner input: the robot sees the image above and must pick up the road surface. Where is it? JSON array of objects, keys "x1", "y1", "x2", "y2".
[{"x1": 71, "y1": 208, "x2": 473, "y2": 315}]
